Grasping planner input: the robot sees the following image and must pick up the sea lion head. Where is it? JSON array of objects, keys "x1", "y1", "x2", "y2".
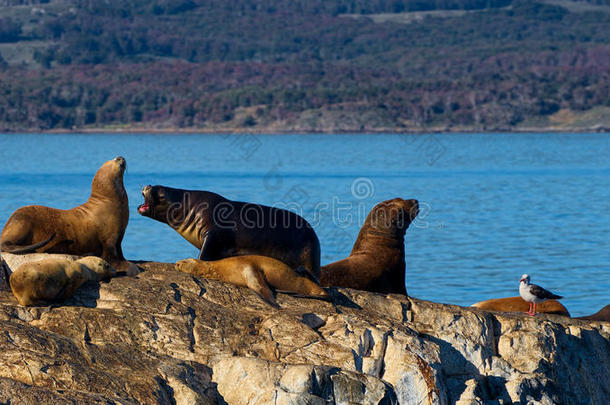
[
  {"x1": 77, "y1": 256, "x2": 116, "y2": 279},
  {"x1": 367, "y1": 198, "x2": 419, "y2": 238},
  {"x1": 138, "y1": 185, "x2": 186, "y2": 225},
  {"x1": 175, "y1": 258, "x2": 199, "y2": 274},
  {"x1": 91, "y1": 156, "x2": 127, "y2": 200}
]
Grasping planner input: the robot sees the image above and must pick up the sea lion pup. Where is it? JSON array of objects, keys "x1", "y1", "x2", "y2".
[
  {"x1": 9, "y1": 256, "x2": 115, "y2": 306},
  {"x1": 138, "y1": 185, "x2": 321, "y2": 280},
  {"x1": 0, "y1": 157, "x2": 137, "y2": 274},
  {"x1": 472, "y1": 296, "x2": 570, "y2": 317},
  {"x1": 175, "y1": 256, "x2": 329, "y2": 307},
  {"x1": 320, "y1": 198, "x2": 419, "y2": 294}
]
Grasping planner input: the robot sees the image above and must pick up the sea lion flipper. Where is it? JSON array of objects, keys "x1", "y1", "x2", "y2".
[
  {"x1": 198, "y1": 230, "x2": 218, "y2": 261},
  {"x1": 242, "y1": 266, "x2": 278, "y2": 308},
  {"x1": 277, "y1": 290, "x2": 332, "y2": 302},
  {"x1": 294, "y1": 265, "x2": 318, "y2": 283},
  {"x1": 1, "y1": 233, "x2": 56, "y2": 254}
]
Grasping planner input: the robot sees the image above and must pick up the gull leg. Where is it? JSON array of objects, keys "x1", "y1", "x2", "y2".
[{"x1": 532, "y1": 302, "x2": 536, "y2": 316}]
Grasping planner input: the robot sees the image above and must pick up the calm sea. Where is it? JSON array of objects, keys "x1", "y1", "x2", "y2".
[{"x1": 0, "y1": 133, "x2": 608, "y2": 316}]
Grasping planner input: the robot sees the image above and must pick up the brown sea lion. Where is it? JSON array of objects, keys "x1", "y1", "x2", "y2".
[
  {"x1": 471, "y1": 296, "x2": 570, "y2": 317},
  {"x1": 0, "y1": 157, "x2": 136, "y2": 274},
  {"x1": 138, "y1": 185, "x2": 320, "y2": 279},
  {"x1": 9, "y1": 256, "x2": 115, "y2": 306},
  {"x1": 175, "y1": 256, "x2": 329, "y2": 307},
  {"x1": 576, "y1": 305, "x2": 610, "y2": 322},
  {"x1": 319, "y1": 198, "x2": 419, "y2": 294}
]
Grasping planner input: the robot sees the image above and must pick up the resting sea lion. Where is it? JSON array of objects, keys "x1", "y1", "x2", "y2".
[
  {"x1": 471, "y1": 296, "x2": 570, "y2": 317},
  {"x1": 138, "y1": 185, "x2": 320, "y2": 279},
  {"x1": 319, "y1": 198, "x2": 419, "y2": 294},
  {"x1": 9, "y1": 256, "x2": 115, "y2": 306},
  {"x1": 576, "y1": 305, "x2": 610, "y2": 322},
  {"x1": 0, "y1": 157, "x2": 136, "y2": 273},
  {"x1": 176, "y1": 256, "x2": 329, "y2": 307}
]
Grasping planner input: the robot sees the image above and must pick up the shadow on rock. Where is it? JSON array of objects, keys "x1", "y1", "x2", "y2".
[
  {"x1": 422, "y1": 333, "x2": 512, "y2": 404},
  {"x1": 326, "y1": 288, "x2": 362, "y2": 311}
]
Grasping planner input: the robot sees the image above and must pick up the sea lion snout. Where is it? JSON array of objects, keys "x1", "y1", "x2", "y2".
[
  {"x1": 405, "y1": 199, "x2": 419, "y2": 220},
  {"x1": 138, "y1": 185, "x2": 153, "y2": 216},
  {"x1": 175, "y1": 259, "x2": 198, "y2": 273},
  {"x1": 142, "y1": 185, "x2": 152, "y2": 197},
  {"x1": 376, "y1": 198, "x2": 419, "y2": 230},
  {"x1": 114, "y1": 156, "x2": 126, "y2": 170}
]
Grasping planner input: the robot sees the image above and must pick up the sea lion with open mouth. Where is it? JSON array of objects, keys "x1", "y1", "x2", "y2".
[
  {"x1": 320, "y1": 198, "x2": 419, "y2": 294},
  {"x1": 0, "y1": 157, "x2": 136, "y2": 274},
  {"x1": 138, "y1": 185, "x2": 321, "y2": 280}
]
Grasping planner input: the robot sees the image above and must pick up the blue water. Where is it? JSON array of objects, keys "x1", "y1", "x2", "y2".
[{"x1": 0, "y1": 133, "x2": 608, "y2": 316}]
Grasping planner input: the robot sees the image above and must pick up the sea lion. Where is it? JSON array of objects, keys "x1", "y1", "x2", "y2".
[
  {"x1": 576, "y1": 305, "x2": 610, "y2": 322},
  {"x1": 319, "y1": 198, "x2": 419, "y2": 294},
  {"x1": 2, "y1": 252, "x2": 81, "y2": 272},
  {"x1": 0, "y1": 157, "x2": 136, "y2": 274},
  {"x1": 9, "y1": 256, "x2": 115, "y2": 306},
  {"x1": 1, "y1": 255, "x2": 9, "y2": 290},
  {"x1": 471, "y1": 296, "x2": 570, "y2": 317},
  {"x1": 176, "y1": 256, "x2": 329, "y2": 307},
  {"x1": 138, "y1": 185, "x2": 320, "y2": 279}
]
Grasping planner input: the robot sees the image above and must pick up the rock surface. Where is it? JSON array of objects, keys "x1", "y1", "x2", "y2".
[{"x1": 0, "y1": 256, "x2": 609, "y2": 404}]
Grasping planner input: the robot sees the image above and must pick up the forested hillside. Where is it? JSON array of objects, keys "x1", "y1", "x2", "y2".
[{"x1": 0, "y1": 0, "x2": 609, "y2": 132}]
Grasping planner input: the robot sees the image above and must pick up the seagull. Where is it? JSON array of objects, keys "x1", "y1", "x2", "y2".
[{"x1": 519, "y1": 274, "x2": 563, "y2": 316}]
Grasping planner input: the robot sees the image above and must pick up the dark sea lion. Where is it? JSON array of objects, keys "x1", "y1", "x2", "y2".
[
  {"x1": 1, "y1": 255, "x2": 9, "y2": 290},
  {"x1": 9, "y1": 256, "x2": 115, "y2": 306},
  {"x1": 471, "y1": 296, "x2": 570, "y2": 317},
  {"x1": 319, "y1": 198, "x2": 419, "y2": 294},
  {"x1": 576, "y1": 305, "x2": 610, "y2": 322},
  {"x1": 175, "y1": 256, "x2": 329, "y2": 307},
  {"x1": 0, "y1": 157, "x2": 136, "y2": 273},
  {"x1": 138, "y1": 185, "x2": 321, "y2": 279}
]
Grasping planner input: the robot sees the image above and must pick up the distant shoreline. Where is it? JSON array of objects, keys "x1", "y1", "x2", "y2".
[{"x1": 3, "y1": 125, "x2": 609, "y2": 135}]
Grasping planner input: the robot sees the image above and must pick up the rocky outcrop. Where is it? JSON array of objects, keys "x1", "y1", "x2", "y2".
[{"x1": 0, "y1": 258, "x2": 609, "y2": 404}]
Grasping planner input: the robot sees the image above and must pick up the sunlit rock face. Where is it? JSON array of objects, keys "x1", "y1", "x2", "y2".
[{"x1": 0, "y1": 255, "x2": 608, "y2": 404}]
